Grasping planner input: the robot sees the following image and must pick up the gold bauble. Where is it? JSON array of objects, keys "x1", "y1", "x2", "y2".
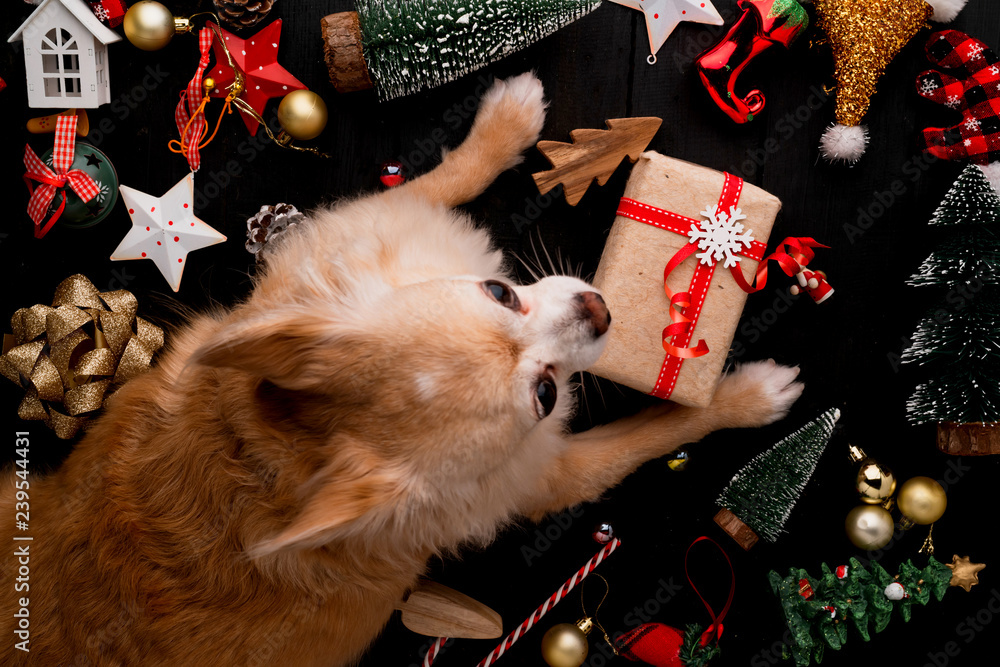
[
  {"x1": 848, "y1": 446, "x2": 896, "y2": 504},
  {"x1": 124, "y1": 1, "x2": 176, "y2": 51},
  {"x1": 277, "y1": 91, "x2": 328, "y2": 141},
  {"x1": 541, "y1": 619, "x2": 591, "y2": 667},
  {"x1": 897, "y1": 476, "x2": 947, "y2": 525},
  {"x1": 845, "y1": 504, "x2": 894, "y2": 550}
]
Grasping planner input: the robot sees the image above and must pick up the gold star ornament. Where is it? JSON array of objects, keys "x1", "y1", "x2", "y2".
[{"x1": 947, "y1": 555, "x2": 985, "y2": 592}]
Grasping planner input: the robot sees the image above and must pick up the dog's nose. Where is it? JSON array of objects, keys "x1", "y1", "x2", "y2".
[{"x1": 576, "y1": 291, "x2": 611, "y2": 336}]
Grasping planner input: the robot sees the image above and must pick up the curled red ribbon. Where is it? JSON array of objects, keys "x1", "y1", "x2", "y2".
[{"x1": 23, "y1": 115, "x2": 100, "y2": 239}]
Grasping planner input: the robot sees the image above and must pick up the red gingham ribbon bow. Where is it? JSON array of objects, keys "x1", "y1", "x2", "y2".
[
  {"x1": 175, "y1": 28, "x2": 215, "y2": 171},
  {"x1": 23, "y1": 115, "x2": 100, "y2": 239}
]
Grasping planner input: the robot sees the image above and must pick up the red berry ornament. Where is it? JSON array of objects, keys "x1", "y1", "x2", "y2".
[
  {"x1": 380, "y1": 161, "x2": 406, "y2": 187},
  {"x1": 592, "y1": 522, "x2": 614, "y2": 545}
]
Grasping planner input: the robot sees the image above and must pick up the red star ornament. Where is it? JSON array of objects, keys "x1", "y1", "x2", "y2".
[{"x1": 207, "y1": 20, "x2": 306, "y2": 135}]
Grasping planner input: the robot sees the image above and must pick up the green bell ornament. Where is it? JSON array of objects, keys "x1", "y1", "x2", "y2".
[
  {"x1": 24, "y1": 115, "x2": 117, "y2": 238},
  {"x1": 39, "y1": 143, "x2": 118, "y2": 230}
]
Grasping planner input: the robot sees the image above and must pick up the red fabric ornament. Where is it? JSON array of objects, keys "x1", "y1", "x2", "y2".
[
  {"x1": 695, "y1": 0, "x2": 809, "y2": 124},
  {"x1": 614, "y1": 537, "x2": 733, "y2": 667},
  {"x1": 90, "y1": 0, "x2": 127, "y2": 27},
  {"x1": 798, "y1": 578, "x2": 814, "y2": 599},
  {"x1": 916, "y1": 30, "x2": 1000, "y2": 165},
  {"x1": 207, "y1": 20, "x2": 306, "y2": 136}
]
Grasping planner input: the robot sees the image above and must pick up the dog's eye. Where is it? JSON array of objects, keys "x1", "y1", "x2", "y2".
[
  {"x1": 534, "y1": 377, "x2": 557, "y2": 419},
  {"x1": 481, "y1": 280, "x2": 521, "y2": 311}
]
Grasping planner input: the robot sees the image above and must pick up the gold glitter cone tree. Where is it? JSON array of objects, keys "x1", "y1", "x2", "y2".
[{"x1": 815, "y1": 0, "x2": 966, "y2": 163}]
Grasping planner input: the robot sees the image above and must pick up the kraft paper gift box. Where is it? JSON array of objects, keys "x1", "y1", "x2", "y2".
[{"x1": 590, "y1": 151, "x2": 782, "y2": 407}]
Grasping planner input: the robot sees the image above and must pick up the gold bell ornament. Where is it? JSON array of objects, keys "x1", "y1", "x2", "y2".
[
  {"x1": 541, "y1": 575, "x2": 616, "y2": 667},
  {"x1": 541, "y1": 618, "x2": 593, "y2": 667},
  {"x1": 123, "y1": 1, "x2": 193, "y2": 51},
  {"x1": 845, "y1": 445, "x2": 897, "y2": 550},
  {"x1": 897, "y1": 476, "x2": 947, "y2": 554},
  {"x1": 814, "y1": 0, "x2": 968, "y2": 163}
]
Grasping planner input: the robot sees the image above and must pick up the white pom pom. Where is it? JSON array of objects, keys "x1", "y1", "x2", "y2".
[
  {"x1": 820, "y1": 124, "x2": 869, "y2": 164},
  {"x1": 925, "y1": 0, "x2": 968, "y2": 23},
  {"x1": 979, "y1": 162, "x2": 1000, "y2": 196}
]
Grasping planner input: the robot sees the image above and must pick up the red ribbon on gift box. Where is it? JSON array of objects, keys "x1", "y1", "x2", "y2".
[
  {"x1": 90, "y1": 0, "x2": 128, "y2": 28},
  {"x1": 617, "y1": 173, "x2": 826, "y2": 400},
  {"x1": 23, "y1": 115, "x2": 100, "y2": 239}
]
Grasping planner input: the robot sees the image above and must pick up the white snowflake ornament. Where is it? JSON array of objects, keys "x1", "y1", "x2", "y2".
[
  {"x1": 687, "y1": 204, "x2": 755, "y2": 268},
  {"x1": 112, "y1": 174, "x2": 226, "y2": 292}
]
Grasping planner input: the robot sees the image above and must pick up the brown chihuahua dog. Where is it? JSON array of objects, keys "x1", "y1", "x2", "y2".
[{"x1": 2, "y1": 73, "x2": 802, "y2": 666}]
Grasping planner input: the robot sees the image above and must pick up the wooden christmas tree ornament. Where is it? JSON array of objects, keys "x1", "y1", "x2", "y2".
[{"x1": 532, "y1": 117, "x2": 662, "y2": 206}]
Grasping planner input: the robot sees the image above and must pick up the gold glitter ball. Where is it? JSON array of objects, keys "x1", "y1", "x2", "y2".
[{"x1": 815, "y1": 0, "x2": 932, "y2": 127}]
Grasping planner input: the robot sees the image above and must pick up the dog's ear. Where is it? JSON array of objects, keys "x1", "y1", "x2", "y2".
[
  {"x1": 191, "y1": 315, "x2": 367, "y2": 392},
  {"x1": 249, "y1": 464, "x2": 401, "y2": 557}
]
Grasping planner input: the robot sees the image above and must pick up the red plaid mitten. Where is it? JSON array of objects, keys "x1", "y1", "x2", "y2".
[{"x1": 916, "y1": 30, "x2": 1000, "y2": 165}]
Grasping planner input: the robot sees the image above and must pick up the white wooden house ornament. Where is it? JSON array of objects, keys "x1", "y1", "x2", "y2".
[{"x1": 8, "y1": 0, "x2": 121, "y2": 108}]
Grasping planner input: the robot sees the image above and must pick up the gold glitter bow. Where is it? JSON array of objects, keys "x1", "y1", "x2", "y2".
[{"x1": 0, "y1": 274, "x2": 164, "y2": 439}]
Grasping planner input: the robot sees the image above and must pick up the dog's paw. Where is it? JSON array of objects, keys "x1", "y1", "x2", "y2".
[
  {"x1": 472, "y1": 72, "x2": 547, "y2": 163},
  {"x1": 711, "y1": 360, "x2": 804, "y2": 429}
]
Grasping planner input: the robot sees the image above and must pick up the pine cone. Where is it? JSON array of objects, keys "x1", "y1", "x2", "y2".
[
  {"x1": 246, "y1": 203, "x2": 304, "y2": 260},
  {"x1": 213, "y1": 0, "x2": 276, "y2": 29}
]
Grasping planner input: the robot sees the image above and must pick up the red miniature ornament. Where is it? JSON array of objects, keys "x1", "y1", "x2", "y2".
[
  {"x1": 836, "y1": 565, "x2": 849, "y2": 580},
  {"x1": 207, "y1": 20, "x2": 306, "y2": 136},
  {"x1": 90, "y1": 0, "x2": 128, "y2": 27},
  {"x1": 380, "y1": 161, "x2": 405, "y2": 187},
  {"x1": 822, "y1": 605, "x2": 837, "y2": 619},
  {"x1": 592, "y1": 522, "x2": 615, "y2": 544},
  {"x1": 614, "y1": 537, "x2": 732, "y2": 667},
  {"x1": 695, "y1": 0, "x2": 810, "y2": 124},
  {"x1": 799, "y1": 578, "x2": 814, "y2": 599},
  {"x1": 789, "y1": 268, "x2": 834, "y2": 303}
]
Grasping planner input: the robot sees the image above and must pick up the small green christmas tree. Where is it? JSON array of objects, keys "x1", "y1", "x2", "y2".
[
  {"x1": 355, "y1": 0, "x2": 602, "y2": 99},
  {"x1": 714, "y1": 408, "x2": 839, "y2": 550},
  {"x1": 903, "y1": 165, "x2": 1000, "y2": 455},
  {"x1": 768, "y1": 556, "x2": 963, "y2": 666}
]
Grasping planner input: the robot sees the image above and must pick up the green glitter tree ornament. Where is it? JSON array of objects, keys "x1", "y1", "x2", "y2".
[
  {"x1": 713, "y1": 408, "x2": 839, "y2": 550},
  {"x1": 903, "y1": 165, "x2": 1000, "y2": 455},
  {"x1": 321, "y1": 0, "x2": 602, "y2": 100},
  {"x1": 768, "y1": 556, "x2": 965, "y2": 667}
]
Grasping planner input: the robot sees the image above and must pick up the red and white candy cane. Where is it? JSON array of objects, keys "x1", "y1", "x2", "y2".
[{"x1": 420, "y1": 537, "x2": 622, "y2": 667}]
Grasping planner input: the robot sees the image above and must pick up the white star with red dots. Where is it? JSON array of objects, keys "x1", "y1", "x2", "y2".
[
  {"x1": 207, "y1": 20, "x2": 306, "y2": 135},
  {"x1": 112, "y1": 174, "x2": 226, "y2": 292},
  {"x1": 610, "y1": 0, "x2": 723, "y2": 62}
]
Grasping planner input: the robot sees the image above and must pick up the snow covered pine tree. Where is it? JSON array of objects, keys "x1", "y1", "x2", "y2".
[{"x1": 903, "y1": 164, "x2": 1000, "y2": 455}]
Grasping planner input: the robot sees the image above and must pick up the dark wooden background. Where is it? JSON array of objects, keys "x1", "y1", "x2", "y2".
[{"x1": 3, "y1": 1, "x2": 1000, "y2": 665}]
